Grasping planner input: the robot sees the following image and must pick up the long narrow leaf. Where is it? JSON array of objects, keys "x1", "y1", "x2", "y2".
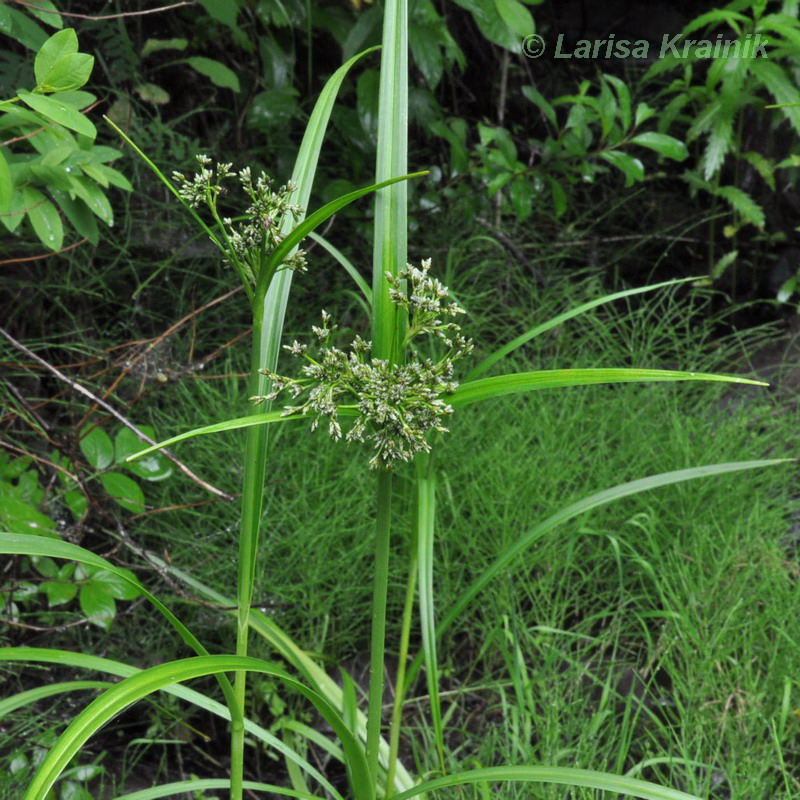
[
  {"x1": 134, "y1": 555, "x2": 418, "y2": 794},
  {"x1": 0, "y1": 648, "x2": 342, "y2": 800},
  {"x1": 404, "y1": 458, "x2": 791, "y2": 689},
  {"x1": 0, "y1": 681, "x2": 109, "y2": 718},
  {"x1": 466, "y1": 277, "x2": 701, "y2": 380},
  {"x1": 260, "y1": 171, "x2": 426, "y2": 298},
  {"x1": 416, "y1": 454, "x2": 444, "y2": 773},
  {"x1": 309, "y1": 231, "x2": 372, "y2": 305},
  {"x1": 114, "y1": 779, "x2": 325, "y2": 800},
  {"x1": 390, "y1": 765, "x2": 702, "y2": 800},
  {"x1": 450, "y1": 368, "x2": 766, "y2": 408},
  {"x1": 23, "y1": 655, "x2": 373, "y2": 800}
]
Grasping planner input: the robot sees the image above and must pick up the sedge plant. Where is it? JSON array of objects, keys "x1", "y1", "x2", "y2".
[{"x1": 0, "y1": 2, "x2": 792, "y2": 800}]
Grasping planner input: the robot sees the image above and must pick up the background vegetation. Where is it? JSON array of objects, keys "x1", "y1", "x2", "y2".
[{"x1": 2, "y1": 0, "x2": 800, "y2": 797}]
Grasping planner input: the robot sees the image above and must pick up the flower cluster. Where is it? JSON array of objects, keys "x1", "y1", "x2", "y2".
[
  {"x1": 172, "y1": 156, "x2": 306, "y2": 285},
  {"x1": 252, "y1": 260, "x2": 473, "y2": 469}
]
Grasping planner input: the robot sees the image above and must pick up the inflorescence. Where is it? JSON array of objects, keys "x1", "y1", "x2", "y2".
[
  {"x1": 252, "y1": 259, "x2": 473, "y2": 469},
  {"x1": 172, "y1": 156, "x2": 306, "y2": 285}
]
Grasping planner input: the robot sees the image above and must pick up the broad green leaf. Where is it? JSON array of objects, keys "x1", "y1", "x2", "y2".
[
  {"x1": 198, "y1": 0, "x2": 242, "y2": 29},
  {"x1": 18, "y1": 90, "x2": 96, "y2": 138},
  {"x1": 493, "y1": 0, "x2": 534, "y2": 37},
  {"x1": 99, "y1": 472, "x2": 145, "y2": 513},
  {"x1": 409, "y1": 23, "x2": 444, "y2": 89},
  {"x1": 81, "y1": 162, "x2": 133, "y2": 191},
  {"x1": 391, "y1": 765, "x2": 703, "y2": 800},
  {"x1": 32, "y1": 555, "x2": 59, "y2": 579},
  {"x1": 42, "y1": 580, "x2": 78, "y2": 607},
  {"x1": 88, "y1": 569, "x2": 141, "y2": 601},
  {"x1": 67, "y1": 175, "x2": 113, "y2": 224},
  {"x1": 50, "y1": 189, "x2": 99, "y2": 244},
  {"x1": 39, "y1": 53, "x2": 94, "y2": 93},
  {"x1": 629, "y1": 131, "x2": 688, "y2": 161},
  {"x1": 115, "y1": 428, "x2": 173, "y2": 481},
  {"x1": 35, "y1": 29, "x2": 79, "y2": 84},
  {"x1": 51, "y1": 89, "x2": 96, "y2": 109},
  {"x1": 0, "y1": 5, "x2": 48, "y2": 50},
  {"x1": 184, "y1": 57, "x2": 241, "y2": 92},
  {"x1": 78, "y1": 582, "x2": 116, "y2": 630},
  {"x1": 64, "y1": 488, "x2": 88, "y2": 520},
  {"x1": 598, "y1": 150, "x2": 644, "y2": 187},
  {"x1": 0, "y1": 189, "x2": 28, "y2": 233},
  {"x1": 21, "y1": 186, "x2": 63, "y2": 250},
  {"x1": 21, "y1": 0, "x2": 63, "y2": 29},
  {"x1": 23, "y1": 655, "x2": 373, "y2": 800},
  {"x1": 79, "y1": 426, "x2": 114, "y2": 469},
  {"x1": 0, "y1": 147, "x2": 12, "y2": 213}
]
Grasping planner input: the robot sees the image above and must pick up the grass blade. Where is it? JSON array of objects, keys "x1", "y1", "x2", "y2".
[
  {"x1": 309, "y1": 231, "x2": 372, "y2": 305},
  {"x1": 390, "y1": 765, "x2": 703, "y2": 800},
  {"x1": 404, "y1": 458, "x2": 792, "y2": 689},
  {"x1": 416, "y1": 453, "x2": 445, "y2": 774},
  {"x1": 22, "y1": 655, "x2": 373, "y2": 800},
  {"x1": 465, "y1": 277, "x2": 702, "y2": 381},
  {"x1": 450, "y1": 368, "x2": 767, "y2": 408},
  {"x1": 0, "y1": 648, "x2": 342, "y2": 800},
  {"x1": 112, "y1": 779, "x2": 326, "y2": 800}
]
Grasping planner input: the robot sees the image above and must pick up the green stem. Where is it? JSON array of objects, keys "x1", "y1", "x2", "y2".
[
  {"x1": 230, "y1": 290, "x2": 273, "y2": 800},
  {"x1": 366, "y1": 469, "x2": 394, "y2": 785},
  {"x1": 385, "y1": 545, "x2": 417, "y2": 798}
]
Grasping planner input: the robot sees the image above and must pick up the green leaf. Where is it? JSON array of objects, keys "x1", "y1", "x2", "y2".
[
  {"x1": 0, "y1": 147, "x2": 12, "y2": 213},
  {"x1": 32, "y1": 555, "x2": 59, "y2": 579},
  {"x1": 39, "y1": 53, "x2": 94, "y2": 93},
  {"x1": 64, "y1": 488, "x2": 88, "y2": 520},
  {"x1": 50, "y1": 189, "x2": 99, "y2": 244},
  {"x1": 81, "y1": 162, "x2": 133, "y2": 191},
  {"x1": 629, "y1": 131, "x2": 688, "y2": 161},
  {"x1": 450, "y1": 368, "x2": 766, "y2": 408},
  {"x1": 0, "y1": 5, "x2": 48, "y2": 50},
  {"x1": 99, "y1": 472, "x2": 145, "y2": 514},
  {"x1": 24, "y1": 655, "x2": 372, "y2": 800},
  {"x1": 42, "y1": 581, "x2": 78, "y2": 607},
  {"x1": 712, "y1": 184, "x2": 766, "y2": 228},
  {"x1": 34, "y1": 28, "x2": 79, "y2": 85},
  {"x1": 493, "y1": 0, "x2": 534, "y2": 37},
  {"x1": 604, "y1": 74, "x2": 631, "y2": 131},
  {"x1": 261, "y1": 172, "x2": 428, "y2": 297},
  {"x1": 598, "y1": 150, "x2": 644, "y2": 187},
  {"x1": 711, "y1": 249, "x2": 738, "y2": 280},
  {"x1": 88, "y1": 569, "x2": 141, "y2": 601},
  {"x1": 22, "y1": 0, "x2": 63, "y2": 29},
  {"x1": 141, "y1": 37, "x2": 188, "y2": 57},
  {"x1": 79, "y1": 582, "x2": 116, "y2": 630},
  {"x1": 183, "y1": 57, "x2": 241, "y2": 92},
  {"x1": 17, "y1": 90, "x2": 96, "y2": 139},
  {"x1": 198, "y1": 0, "x2": 242, "y2": 29},
  {"x1": 391, "y1": 765, "x2": 704, "y2": 800},
  {"x1": 115, "y1": 428, "x2": 173, "y2": 481},
  {"x1": 79, "y1": 426, "x2": 114, "y2": 469},
  {"x1": 21, "y1": 186, "x2": 63, "y2": 250},
  {"x1": 409, "y1": 24, "x2": 444, "y2": 89},
  {"x1": 521, "y1": 86, "x2": 556, "y2": 127},
  {"x1": 67, "y1": 175, "x2": 113, "y2": 224},
  {"x1": 134, "y1": 82, "x2": 170, "y2": 106}
]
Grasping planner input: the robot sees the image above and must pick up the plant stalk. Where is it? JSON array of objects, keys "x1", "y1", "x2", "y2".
[
  {"x1": 366, "y1": 469, "x2": 394, "y2": 786},
  {"x1": 231, "y1": 291, "x2": 274, "y2": 800}
]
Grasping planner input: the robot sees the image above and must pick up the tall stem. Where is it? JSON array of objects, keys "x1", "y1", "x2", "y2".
[
  {"x1": 230, "y1": 291, "x2": 273, "y2": 800},
  {"x1": 366, "y1": 470, "x2": 394, "y2": 785}
]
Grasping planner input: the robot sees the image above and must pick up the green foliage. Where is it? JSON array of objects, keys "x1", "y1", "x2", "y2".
[
  {"x1": 0, "y1": 27, "x2": 131, "y2": 250},
  {"x1": 471, "y1": 74, "x2": 688, "y2": 221}
]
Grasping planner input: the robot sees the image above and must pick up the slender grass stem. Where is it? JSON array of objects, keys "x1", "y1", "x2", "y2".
[
  {"x1": 230, "y1": 295, "x2": 274, "y2": 800},
  {"x1": 385, "y1": 547, "x2": 418, "y2": 798},
  {"x1": 366, "y1": 470, "x2": 394, "y2": 786}
]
